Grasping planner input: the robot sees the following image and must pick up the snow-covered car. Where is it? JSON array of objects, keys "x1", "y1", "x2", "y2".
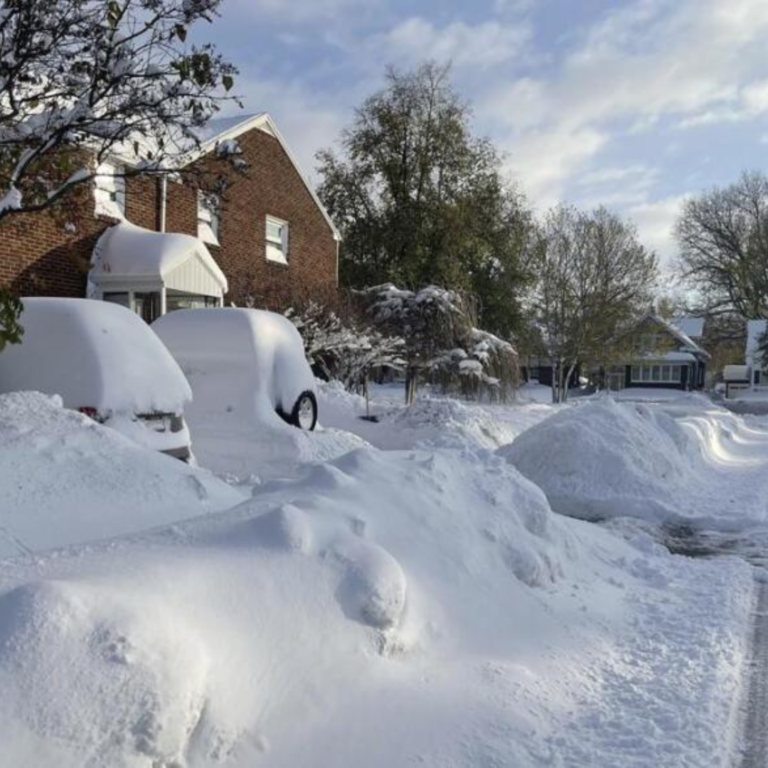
[
  {"x1": 0, "y1": 298, "x2": 193, "y2": 460},
  {"x1": 152, "y1": 307, "x2": 318, "y2": 431}
]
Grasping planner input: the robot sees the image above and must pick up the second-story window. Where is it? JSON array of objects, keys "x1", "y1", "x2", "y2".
[
  {"x1": 265, "y1": 215, "x2": 289, "y2": 264},
  {"x1": 197, "y1": 192, "x2": 220, "y2": 246},
  {"x1": 94, "y1": 162, "x2": 126, "y2": 219}
]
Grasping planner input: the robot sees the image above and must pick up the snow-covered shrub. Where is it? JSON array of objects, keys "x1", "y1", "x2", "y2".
[
  {"x1": 284, "y1": 301, "x2": 405, "y2": 392},
  {"x1": 358, "y1": 284, "x2": 519, "y2": 402}
]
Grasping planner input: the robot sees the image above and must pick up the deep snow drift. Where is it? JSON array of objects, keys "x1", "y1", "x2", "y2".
[
  {"x1": 0, "y1": 429, "x2": 755, "y2": 767},
  {"x1": 317, "y1": 379, "x2": 552, "y2": 452},
  {"x1": 0, "y1": 387, "x2": 762, "y2": 767},
  {"x1": 0, "y1": 391, "x2": 243, "y2": 557},
  {"x1": 500, "y1": 396, "x2": 768, "y2": 528}
]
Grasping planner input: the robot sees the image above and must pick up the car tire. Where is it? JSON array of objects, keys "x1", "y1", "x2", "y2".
[{"x1": 290, "y1": 390, "x2": 318, "y2": 431}]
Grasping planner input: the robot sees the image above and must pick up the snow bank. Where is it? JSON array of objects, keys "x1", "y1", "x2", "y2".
[
  {"x1": 0, "y1": 298, "x2": 190, "y2": 415},
  {"x1": 0, "y1": 391, "x2": 243, "y2": 556},
  {"x1": 0, "y1": 396, "x2": 757, "y2": 767},
  {"x1": 499, "y1": 398, "x2": 698, "y2": 521},
  {"x1": 500, "y1": 396, "x2": 768, "y2": 528},
  {"x1": 317, "y1": 380, "x2": 552, "y2": 452},
  {"x1": 187, "y1": 414, "x2": 368, "y2": 482},
  {"x1": 0, "y1": 445, "x2": 575, "y2": 765}
]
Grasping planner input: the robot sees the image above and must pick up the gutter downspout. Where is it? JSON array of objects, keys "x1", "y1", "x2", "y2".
[{"x1": 159, "y1": 176, "x2": 168, "y2": 233}]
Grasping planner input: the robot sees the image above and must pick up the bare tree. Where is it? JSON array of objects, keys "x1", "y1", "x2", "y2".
[
  {"x1": 0, "y1": 0, "x2": 239, "y2": 221},
  {"x1": 675, "y1": 171, "x2": 768, "y2": 318},
  {"x1": 531, "y1": 206, "x2": 658, "y2": 403}
]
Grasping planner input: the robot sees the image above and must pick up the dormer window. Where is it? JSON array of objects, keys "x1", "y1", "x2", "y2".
[
  {"x1": 197, "y1": 191, "x2": 220, "y2": 245},
  {"x1": 94, "y1": 162, "x2": 126, "y2": 219},
  {"x1": 265, "y1": 215, "x2": 289, "y2": 264}
]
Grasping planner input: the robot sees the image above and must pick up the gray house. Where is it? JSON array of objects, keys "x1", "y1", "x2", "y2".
[{"x1": 605, "y1": 314, "x2": 710, "y2": 392}]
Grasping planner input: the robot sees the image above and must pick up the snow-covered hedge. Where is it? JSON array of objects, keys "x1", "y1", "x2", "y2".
[{"x1": 284, "y1": 301, "x2": 405, "y2": 392}]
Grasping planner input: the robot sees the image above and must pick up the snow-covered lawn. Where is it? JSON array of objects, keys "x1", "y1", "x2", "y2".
[{"x1": 0, "y1": 385, "x2": 763, "y2": 766}]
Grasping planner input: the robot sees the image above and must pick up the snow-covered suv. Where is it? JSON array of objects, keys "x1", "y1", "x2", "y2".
[
  {"x1": 152, "y1": 307, "x2": 318, "y2": 432},
  {"x1": 0, "y1": 298, "x2": 193, "y2": 460}
]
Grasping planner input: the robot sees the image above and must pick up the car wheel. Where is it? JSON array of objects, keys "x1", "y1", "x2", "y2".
[{"x1": 290, "y1": 390, "x2": 318, "y2": 431}]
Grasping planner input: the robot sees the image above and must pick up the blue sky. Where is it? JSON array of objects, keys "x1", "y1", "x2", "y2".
[{"x1": 204, "y1": 0, "x2": 768, "y2": 266}]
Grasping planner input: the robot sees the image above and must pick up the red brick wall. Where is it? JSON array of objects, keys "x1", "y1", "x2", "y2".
[
  {"x1": 0, "y1": 125, "x2": 338, "y2": 309},
  {"x1": 177, "y1": 127, "x2": 339, "y2": 309},
  {"x1": 0, "y1": 185, "x2": 105, "y2": 297}
]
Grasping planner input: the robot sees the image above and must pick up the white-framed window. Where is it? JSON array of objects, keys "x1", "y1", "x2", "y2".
[
  {"x1": 197, "y1": 191, "x2": 220, "y2": 245},
  {"x1": 94, "y1": 161, "x2": 126, "y2": 218},
  {"x1": 265, "y1": 215, "x2": 289, "y2": 265},
  {"x1": 631, "y1": 364, "x2": 682, "y2": 383}
]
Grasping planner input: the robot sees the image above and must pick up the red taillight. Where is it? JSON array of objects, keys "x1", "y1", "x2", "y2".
[{"x1": 78, "y1": 406, "x2": 98, "y2": 419}]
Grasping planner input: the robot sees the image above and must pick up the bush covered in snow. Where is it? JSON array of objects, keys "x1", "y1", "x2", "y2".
[
  {"x1": 358, "y1": 284, "x2": 519, "y2": 403},
  {"x1": 284, "y1": 301, "x2": 405, "y2": 393}
]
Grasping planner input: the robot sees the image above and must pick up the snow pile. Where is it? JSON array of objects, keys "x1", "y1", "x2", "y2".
[
  {"x1": 317, "y1": 381, "x2": 547, "y2": 452},
  {"x1": 0, "y1": 445, "x2": 575, "y2": 765},
  {"x1": 0, "y1": 391, "x2": 242, "y2": 556},
  {"x1": 389, "y1": 396, "x2": 522, "y2": 450},
  {"x1": 192, "y1": 415, "x2": 369, "y2": 482},
  {"x1": 499, "y1": 398, "x2": 698, "y2": 521},
  {"x1": 0, "y1": 392, "x2": 758, "y2": 767},
  {"x1": 0, "y1": 298, "x2": 190, "y2": 414}
]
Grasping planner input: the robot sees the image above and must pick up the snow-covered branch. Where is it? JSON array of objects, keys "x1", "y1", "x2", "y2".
[{"x1": 0, "y1": 0, "x2": 240, "y2": 220}]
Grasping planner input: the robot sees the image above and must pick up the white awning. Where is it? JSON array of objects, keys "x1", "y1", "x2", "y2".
[{"x1": 90, "y1": 221, "x2": 228, "y2": 298}]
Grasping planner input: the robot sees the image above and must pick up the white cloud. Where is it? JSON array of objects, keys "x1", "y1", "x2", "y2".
[
  {"x1": 676, "y1": 78, "x2": 768, "y2": 129},
  {"x1": 383, "y1": 17, "x2": 531, "y2": 70},
  {"x1": 478, "y1": 0, "x2": 768, "y2": 210},
  {"x1": 226, "y1": 0, "x2": 372, "y2": 23},
  {"x1": 233, "y1": 75, "x2": 349, "y2": 181},
  {"x1": 627, "y1": 194, "x2": 690, "y2": 269},
  {"x1": 502, "y1": 127, "x2": 607, "y2": 208}
]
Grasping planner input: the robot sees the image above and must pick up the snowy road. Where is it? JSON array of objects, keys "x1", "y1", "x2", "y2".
[
  {"x1": 662, "y1": 525, "x2": 768, "y2": 768},
  {"x1": 740, "y1": 578, "x2": 768, "y2": 768}
]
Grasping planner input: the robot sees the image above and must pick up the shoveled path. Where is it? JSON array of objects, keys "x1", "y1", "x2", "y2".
[
  {"x1": 740, "y1": 577, "x2": 768, "y2": 768},
  {"x1": 662, "y1": 525, "x2": 768, "y2": 768}
]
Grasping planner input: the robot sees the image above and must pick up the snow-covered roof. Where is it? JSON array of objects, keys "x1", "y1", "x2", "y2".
[
  {"x1": 186, "y1": 112, "x2": 341, "y2": 243},
  {"x1": 641, "y1": 350, "x2": 698, "y2": 363},
  {"x1": 91, "y1": 221, "x2": 227, "y2": 296},
  {"x1": 192, "y1": 113, "x2": 267, "y2": 143},
  {"x1": 671, "y1": 316, "x2": 705, "y2": 340},
  {"x1": 724, "y1": 365, "x2": 750, "y2": 381},
  {"x1": 643, "y1": 313, "x2": 709, "y2": 358},
  {"x1": 746, "y1": 320, "x2": 767, "y2": 365}
]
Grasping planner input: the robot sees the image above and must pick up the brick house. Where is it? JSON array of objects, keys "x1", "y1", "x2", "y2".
[{"x1": 0, "y1": 113, "x2": 340, "y2": 321}]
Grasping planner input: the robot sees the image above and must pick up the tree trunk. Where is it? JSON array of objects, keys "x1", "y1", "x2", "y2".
[
  {"x1": 561, "y1": 362, "x2": 577, "y2": 403},
  {"x1": 405, "y1": 367, "x2": 417, "y2": 405}
]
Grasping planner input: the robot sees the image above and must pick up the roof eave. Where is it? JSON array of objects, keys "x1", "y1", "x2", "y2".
[{"x1": 180, "y1": 113, "x2": 342, "y2": 243}]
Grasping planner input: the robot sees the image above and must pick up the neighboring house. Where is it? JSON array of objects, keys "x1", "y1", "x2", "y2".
[
  {"x1": 0, "y1": 113, "x2": 340, "y2": 320},
  {"x1": 671, "y1": 316, "x2": 705, "y2": 345},
  {"x1": 605, "y1": 313, "x2": 710, "y2": 392}
]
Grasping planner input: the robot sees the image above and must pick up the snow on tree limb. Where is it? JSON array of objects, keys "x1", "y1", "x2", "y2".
[{"x1": 0, "y1": 0, "x2": 240, "y2": 220}]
